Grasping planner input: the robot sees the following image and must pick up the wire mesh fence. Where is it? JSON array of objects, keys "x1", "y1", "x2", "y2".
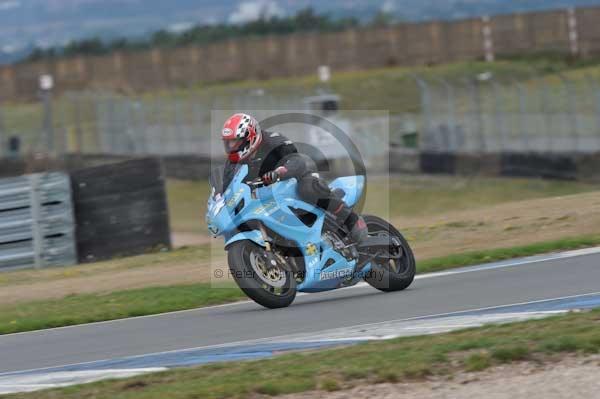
[
  {"x1": 65, "y1": 90, "x2": 314, "y2": 157},
  {"x1": 0, "y1": 89, "x2": 396, "y2": 168},
  {"x1": 1, "y1": 72, "x2": 599, "y2": 162},
  {"x1": 416, "y1": 72, "x2": 600, "y2": 154}
]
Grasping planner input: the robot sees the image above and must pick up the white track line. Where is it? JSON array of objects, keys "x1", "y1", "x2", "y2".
[{"x1": 2, "y1": 246, "x2": 599, "y2": 339}]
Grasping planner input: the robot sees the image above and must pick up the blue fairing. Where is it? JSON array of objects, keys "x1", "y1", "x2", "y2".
[
  {"x1": 206, "y1": 165, "x2": 369, "y2": 293},
  {"x1": 329, "y1": 176, "x2": 365, "y2": 207},
  {"x1": 225, "y1": 230, "x2": 265, "y2": 249}
]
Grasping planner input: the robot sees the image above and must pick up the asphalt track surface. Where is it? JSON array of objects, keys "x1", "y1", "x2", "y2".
[{"x1": 2, "y1": 248, "x2": 600, "y2": 375}]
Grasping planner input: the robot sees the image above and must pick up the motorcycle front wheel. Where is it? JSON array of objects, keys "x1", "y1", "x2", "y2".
[{"x1": 227, "y1": 240, "x2": 297, "y2": 309}]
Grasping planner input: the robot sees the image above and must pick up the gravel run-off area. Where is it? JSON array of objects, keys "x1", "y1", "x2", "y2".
[{"x1": 278, "y1": 355, "x2": 600, "y2": 399}]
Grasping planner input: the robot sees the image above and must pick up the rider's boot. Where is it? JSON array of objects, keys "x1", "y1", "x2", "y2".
[
  {"x1": 349, "y1": 215, "x2": 368, "y2": 243},
  {"x1": 332, "y1": 203, "x2": 368, "y2": 243}
]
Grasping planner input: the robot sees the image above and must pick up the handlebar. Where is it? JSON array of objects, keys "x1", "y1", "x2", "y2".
[{"x1": 247, "y1": 178, "x2": 265, "y2": 189}]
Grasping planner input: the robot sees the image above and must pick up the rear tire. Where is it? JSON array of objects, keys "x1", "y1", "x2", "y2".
[
  {"x1": 228, "y1": 240, "x2": 296, "y2": 309},
  {"x1": 362, "y1": 215, "x2": 416, "y2": 292}
]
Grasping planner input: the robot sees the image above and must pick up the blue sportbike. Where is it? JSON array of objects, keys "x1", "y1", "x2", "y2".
[{"x1": 206, "y1": 164, "x2": 415, "y2": 308}]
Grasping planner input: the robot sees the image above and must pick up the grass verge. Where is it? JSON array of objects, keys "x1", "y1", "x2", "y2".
[
  {"x1": 7, "y1": 307, "x2": 600, "y2": 399},
  {"x1": 0, "y1": 284, "x2": 245, "y2": 335},
  {"x1": 417, "y1": 234, "x2": 600, "y2": 274},
  {"x1": 1, "y1": 234, "x2": 600, "y2": 335}
]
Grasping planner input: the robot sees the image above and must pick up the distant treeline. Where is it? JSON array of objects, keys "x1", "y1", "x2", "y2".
[{"x1": 26, "y1": 8, "x2": 392, "y2": 62}]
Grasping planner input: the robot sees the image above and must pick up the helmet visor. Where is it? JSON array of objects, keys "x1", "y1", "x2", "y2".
[{"x1": 223, "y1": 138, "x2": 246, "y2": 154}]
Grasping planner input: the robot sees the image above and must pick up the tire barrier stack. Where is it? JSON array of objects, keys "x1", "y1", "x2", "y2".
[
  {"x1": 0, "y1": 173, "x2": 77, "y2": 271},
  {"x1": 70, "y1": 157, "x2": 171, "y2": 263},
  {"x1": 0, "y1": 157, "x2": 171, "y2": 271}
]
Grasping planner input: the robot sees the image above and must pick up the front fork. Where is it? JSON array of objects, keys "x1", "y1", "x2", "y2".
[
  {"x1": 257, "y1": 221, "x2": 295, "y2": 274},
  {"x1": 258, "y1": 222, "x2": 272, "y2": 252}
]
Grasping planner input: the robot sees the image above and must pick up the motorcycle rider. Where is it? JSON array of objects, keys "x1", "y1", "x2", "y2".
[{"x1": 220, "y1": 113, "x2": 368, "y2": 243}]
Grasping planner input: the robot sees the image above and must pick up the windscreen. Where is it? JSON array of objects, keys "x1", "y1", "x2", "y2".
[{"x1": 209, "y1": 166, "x2": 225, "y2": 194}]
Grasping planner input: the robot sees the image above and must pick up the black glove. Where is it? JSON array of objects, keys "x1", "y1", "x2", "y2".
[{"x1": 262, "y1": 167, "x2": 287, "y2": 186}]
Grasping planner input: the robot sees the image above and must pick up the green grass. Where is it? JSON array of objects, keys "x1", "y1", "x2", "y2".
[
  {"x1": 464, "y1": 352, "x2": 492, "y2": 372},
  {"x1": 153, "y1": 60, "x2": 548, "y2": 112},
  {"x1": 2, "y1": 234, "x2": 600, "y2": 335},
  {"x1": 178, "y1": 58, "x2": 598, "y2": 114},
  {"x1": 0, "y1": 283, "x2": 245, "y2": 335},
  {"x1": 417, "y1": 234, "x2": 600, "y2": 274},
  {"x1": 8, "y1": 307, "x2": 600, "y2": 399}
]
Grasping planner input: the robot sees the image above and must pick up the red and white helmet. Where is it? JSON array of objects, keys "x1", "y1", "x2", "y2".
[{"x1": 222, "y1": 113, "x2": 263, "y2": 163}]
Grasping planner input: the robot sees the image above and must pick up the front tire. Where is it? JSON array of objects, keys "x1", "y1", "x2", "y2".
[
  {"x1": 228, "y1": 240, "x2": 296, "y2": 309},
  {"x1": 362, "y1": 215, "x2": 416, "y2": 292}
]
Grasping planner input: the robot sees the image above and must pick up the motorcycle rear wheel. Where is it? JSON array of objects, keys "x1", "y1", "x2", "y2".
[
  {"x1": 362, "y1": 215, "x2": 416, "y2": 292},
  {"x1": 228, "y1": 240, "x2": 297, "y2": 309}
]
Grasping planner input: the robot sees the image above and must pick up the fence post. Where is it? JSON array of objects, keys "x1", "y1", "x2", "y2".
[
  {"x1": 491, "y1": 81, "x2": 507, "y2": 152},
  {"x1": 124, "y1": 99, "x2": 136, "y2": 154},
  {"x1": 567, "y1": 8, "x2": 579, "y2": 56},
  {"x1": 137, "y1": 100, "x2": 149, "y2": 155},
  {"x1": 154, "y1": 96, "x2": 164, "y2": 156},
  {"x1": 193, "y1": 97, "x2": 211, "y2": 157},
  {"x1": 596, "y1": 80, "x2": 600, "y2": 152},
  {"x1": 168, "y1": 97, "x2": 176, "y2": 155},
  {"x1": 538, "y1": 81, "x2": 553, "y2": 153},
  {"x1": 481, "y1": 16, "x2": 495, "y2": 63},
  {"x1": 56, "y1": 99, "x2": 67, "y2": 157},
  {"x1": 105, "y1": 95, "x2": 117, "y2": 154},
  {"x1": 435, "y1": 78, "x2": 457, "y2": 152},
  {"x1": 410, "y1": 74, "x2": 434, "y2": 152},
  {"x1": 186, "y1": 98, "x2": 198, "y2": 154},
  {"x1": 41, "y1": 90, "x2": 54, "y2": 155},
  {"x1": 558, "y1": 73, "x2": 580, "y2": 152},
  {"x1": 192, "y1": 99, "x2": 202, "y2": 156},
  {"x1": 72, "y1": 93, "x2": 83, "y2": 155},
  {"x1": 514, "y1": 80, "x2": 529, "y2": 152},
  {"x1": 466, "y1": 78, "x2": 486, "y2": 152},
  {"x1": 95, "y1": 95, "x2": 106, "y2": 153},
  {"x1": 0, "y1": 104, "x2": 4, "y2": 158},
  {"x1": 589, "y1": 74, "x2": 600, "y2": 151},
  {"x1": 174, "y1": 99, "x2": 186, "y2": 154}
]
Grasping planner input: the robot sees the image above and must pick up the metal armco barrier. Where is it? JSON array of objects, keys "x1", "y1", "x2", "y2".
[{"x1": 0, "y1": 172, "x2": 77, "y2": 270}]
